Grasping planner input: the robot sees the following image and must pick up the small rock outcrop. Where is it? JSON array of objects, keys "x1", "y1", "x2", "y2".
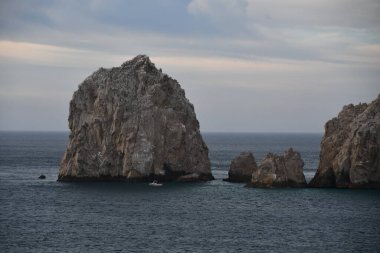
[
  {"x1": 309, "y1": 95, "x2": 380, "y2": 188},
  {"x1": 248, "y1": 148, "x2": 307, "y2": 188},
  {"x1": 224, "y1": 152, "x2": 258, "y2": 182},
  {"x1": 59, "y1": 55, "x2": 213, "y2": 182}
]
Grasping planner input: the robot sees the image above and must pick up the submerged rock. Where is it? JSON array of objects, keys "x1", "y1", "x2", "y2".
[
  {"x1": 248, "y1": 148, "x2": 307, "y2": 188},
  {"x1": 309, "y1": 95, "x2": 380, "y2": 188},
  {"x1": 38, "y1": 175, "x2": 46, "y2": 179},
  {"x1": 225, "y1": 151, "x2": 257, "y2": 182},
  {"x1": 59, "y1": 55, "x2": 213, "y2": 182}
]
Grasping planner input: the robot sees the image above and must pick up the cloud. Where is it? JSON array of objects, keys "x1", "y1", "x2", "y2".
[
  {"x1": 187, "y1": 0, "x2": 248, "y2": 33},
  {"x1": 0, "y1": 40, "x2": 131, "y2": 68},
  {"x1": 188, "y1": 0, "x2": 380, "y2": 29},
  {"x1": 1, "y1": 0, "x2": 379, "y2": 65},
  {"x1": 0, "y1": 40, "x2": 85, "y2": 66},
  {"x1": 0, "y1": 0, "x2": 196, "y2": 38},
  {"x1": 0, "y1": 0, "x2": 379, "y2": 131},
  {"x1": 186, "y1": 0, "x2": 380, "y2": 65}
]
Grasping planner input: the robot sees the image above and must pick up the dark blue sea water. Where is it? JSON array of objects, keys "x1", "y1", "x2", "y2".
[{"x1": 1, "y1": 132, "x2": 380, "y2": 252}]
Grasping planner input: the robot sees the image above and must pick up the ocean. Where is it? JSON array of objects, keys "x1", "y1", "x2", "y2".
[{"x1": 0, "y1": 132, "x2": 379, "y2": 252}]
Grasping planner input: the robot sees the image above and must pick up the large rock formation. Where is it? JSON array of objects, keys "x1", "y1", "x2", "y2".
[
  {"x1": 59, "y1": 55, "x2": 213, "y2": 182},
  {"x1": 224, "y1": 151, "x2": 257, "y2": 182},
  {"x1": 248, "y1": 148, "x2": 307, "y2": 188},
  {"x1": 309, "y1": 95, "x2": 380, "y2": 188}
]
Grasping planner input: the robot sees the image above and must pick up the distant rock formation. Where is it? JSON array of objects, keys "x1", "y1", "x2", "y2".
[
  {"x1": 59, "y1": 55, "x2": 213, "y2": 182},
  {"x1": 248, "y1": 148, "x2": 307, "y2": 187},
  {"x1": 224, "y1": 151, "x2": 257, "y2": 182},
  {"x1": 309, "y1": 95, "x2": 380, "y2": 188}
]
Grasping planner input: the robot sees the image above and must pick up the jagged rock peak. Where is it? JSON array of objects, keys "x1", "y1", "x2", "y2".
[
  {"x1": 309, "y1": 94, "x2": 380, "y2": 188},
  {"x1": 59, "y1": 55, "x2": 213, "y2": 182},
  {"x1": 248, "y1": 148, "x2": 307, "y2": 188},
  {"x1": 121, "y1": 54, "x2": 153, "y2": 69}
]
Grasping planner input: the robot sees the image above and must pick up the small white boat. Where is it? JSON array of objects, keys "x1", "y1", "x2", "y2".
[{"x1": 149, "y1": 180, "x2": 163, "y2": 187}]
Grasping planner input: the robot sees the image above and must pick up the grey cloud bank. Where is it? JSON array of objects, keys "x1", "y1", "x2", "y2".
[{"x1": 0, "y1": 0, "x2": 379, "y2": 132}]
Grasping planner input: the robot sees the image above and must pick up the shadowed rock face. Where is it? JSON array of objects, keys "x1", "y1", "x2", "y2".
[
  {"x1": 309, "y1": 95, "x2": 380, "y2": 188},
  {"x1": 225, "y1": 152, "x2": 257, "y2": 182},
  {"x1": 248, "y1": 148, "x2": 307, "y2": 188},
  {"x1": 59, "y1": 55, "x2": 213, "y2": 182}
]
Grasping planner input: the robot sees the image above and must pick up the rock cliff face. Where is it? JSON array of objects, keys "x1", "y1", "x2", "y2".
[
  {"x1": 249, "y1": 148, "x2": 307, "y2": 187},
  {"x1": 59, "y1": 55, "x2": 213, "y2": 182},
  {"x1": 309, "y1": 95, "x2": 380, "y2": 188},
  {"x1": 225, "y1": 152, "x2": 257, "y2": 182}
]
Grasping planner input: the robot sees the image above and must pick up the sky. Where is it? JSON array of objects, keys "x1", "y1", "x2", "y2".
[{"x1": 0, "y1": 0, "x2": 379, "y2": 132}]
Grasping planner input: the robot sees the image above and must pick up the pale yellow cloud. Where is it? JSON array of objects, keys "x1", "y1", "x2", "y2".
[
  {"x1": 153, "y1": 56, "x2": 301, "y2": 73},
  {"x1": 0, "y1": 40, "x2": 310, "y2": 74},
  {"x1": 0, "y1": 40, "x2": 123, "y2": 67},
  {"x1": 0, "y1": 40, "x2": 79, "y2": 62}
]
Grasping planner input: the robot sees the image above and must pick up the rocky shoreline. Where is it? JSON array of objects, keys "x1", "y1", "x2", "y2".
[
  {"x1": 59, "y1": 55, "x2": 379, "y2": 188},
  {"x1": 308, "y1": 96, "x2": 380, "y2": 189},
  {"x1": 248, "y1": 148, "x2": 307, "y2": 188},
  {"x1": 58, "y1": 172, "x2": 214, "y2": 182},
  {"x1": 224, "y1": 95, "x2": 379, "y2": 188},
  {"x1": 224, "y1": 151, "x2": 257, "y2": 183}
]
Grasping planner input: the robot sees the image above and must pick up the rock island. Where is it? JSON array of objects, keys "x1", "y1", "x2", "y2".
[{"x1": 59, "y1": 55, "x2": 213, "y2": 182}]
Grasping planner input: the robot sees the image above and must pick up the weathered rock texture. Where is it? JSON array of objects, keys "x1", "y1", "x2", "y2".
[
  {"x1": 224, "y1": 152, "x2": 258, "y2": 182},
  {"x1": 309, "y1": 95, "x2": 380, "y2": 188},
  {"x1": 248, "y1": 148, "x2": 307, "y2": 188},
  {"x1": 59, "y1": 55, "x2": 213, "y2": 182}
]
